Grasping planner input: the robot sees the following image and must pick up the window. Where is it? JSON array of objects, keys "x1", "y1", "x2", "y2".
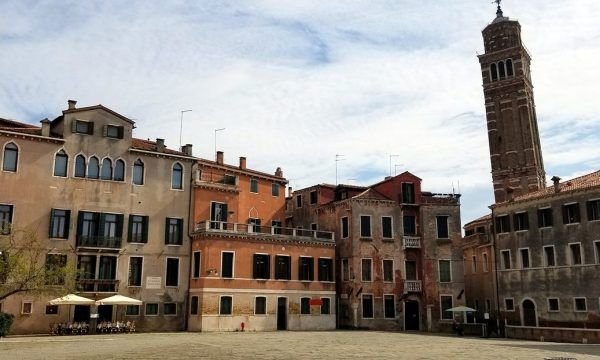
[
  {"x1": 471, "y1": 255, "x2": 477, "y2": 273},
  {"x1": 2, "y1": 142, "x2": 18, "y2": 172},
  {"x1": 165, "y1": 258, "x2": 179, "y2": 287},
  {"x1": 76, "y1": 211, "x2": 124, "y2": 246},
  {"x1": 588, "y1": 200, "x2": 600, "y2": 221},
  {"x1": 296, "y1": 194, "x2": 302, "y2": 208},
  {"x1": 22, "y1": 301, "x2": 33, "y2": 315},
  {"x1": 49, "y1": 209, "x2": 70, "y2": 239},
  {"x1": 128, "y1": 257, "x2": 143, "y2": 287},
  {"x1": 342, "y1": 259, "x2": 349, "y2": 281},
  {"x1": 563, "y1": 203, "x2": 580, "y2": 224},
  {"x1": 145, "y1": 303, "x2": 158, "y2": 316},
  {"x1": 403, "y1": 215, "x2": 416, "y2": 235},
  {"x1": 505, "y1": 298, "x2": 515, "y2": 311},
  {"x1": 383, "y1": 259, "x2": 394, "y2": 282},
  {"x1": 490, "y1": 63, "x2": 498, "y2": 81},
  {"x1": 520, "y1": 248, "x2": 531, "y2": 268},
  {"x1": 482, "y1": 253, "x2": 489, "y2": 272},
  {"x1": 249, "y1": 178, "x2": 258, "y2": 193},
  {"x1": 405, "y1": 260, "x2": 417, "y2": 280},
  {"x1": 164, "y1": 303, "x2": 177, "y2": 316},
  {"x1": 574, "y1": 298, "x2": 587, "y2": 312},
  {"x1": 190, "y1": 296, "x2": 199, "y2": 315},
  {"x1": 321, "y1": 298, "x2": 331, "y2": 315},
  {"x1": 271, "y1": 183, "x2": 279, "y2": 197},
  {"x1": 171, "y1": 163, "x2": 183, "y2": 189},
  {"x1": 569, "y1": 243, "x2": 582, "y2": 265},
  {"x1": 298, "y1": 257, "x2": 314, "y2": 281},
  {"x1": 126, "y1": 305, "x2": 140, "y2": 316},
  {"x1": 595, "y1": 241, "x2": 600, "y2": 264},
  {"x1": 45, "y1": 254, "x2": 67, "y2": 285},
  {"x1": 221, "y1": 252, "x2": 234, "y2": 278},
  {"x1": 544, "y1": 246, "x2": 556, "y2": 267},
  {"x1": 360, "y1": 215, "x2": 371, "y2": 238},
  {"x1": 104, "y1": 125, "x2": 123, "y2": 139},
  {"x1": 440, "y1": 295, "x2": 453, "y2": 320},
  {"x1": 538, "y1": 208, "x2": 553, "y2": 228},
  {"x1": 132, "y1": 159, "x2": 144, "y2": 185},
  {"x1": 114, "y1": 159, "x2": 125, "y2": 181},
  {"x1": 73, "y1": 120, "x2": 93, "y2": 134},
  {"x1": 192, "y1": 251, "x2": 201, "y2": 279},
  {"x1": 547, "y1": 298, "x2": 559, "y2": 312},
  {"x1": 253, "y1": 254, "x2": 270, "y2": 279},
  {"x1": 439, "y1": 260, "x2": 451, "y2": 282},
  {"x1": 53, "y1": 150, "x2": 68, "y2": 177},
  {"x1": 271, "y1": 220, "x2": 282, "y2": 234},
  {"x1": 362, "y1": 294, "x2": 374, "y2": 319},
  {"x1": 436, "y1": 216, "x2": 449, "y2": 239},
  {"x1": 514, "y1": 212, "x2": 529, "y2": 231},
  {"x1": 222, "y1": 174, "x2": 236, "y2": 185},
  {"x1": 210, "y1": 202, "x2": 228, "y2": 226},
  {"x1": 87, "y1": 156, "x2": 99, "y2": 179},
  {"x1": 46, "y1": 305, "x2": 59, "y2": 315},
  {"x1": 318, "y1": 258, "x2": 333, "y2": 282},
  {"x1": 500, "y1": 250, "x2": 511, "y2": 270},
  {"x1": 165, "y1": 218, "x2": 183, "y2": 245},
  {"x1": 384, "y1": 295, "x2": 395, "y2": 319},
  {"x1": 274, "y1": 255, "x2": 291, "y2": 280},
  {"x1": 255, "y1": 297, "x2": 267, "y2": 315},
  {"x1": 74, "y1": 154, "x2": 86, "y2": 178},
  {"x1": 496, "y1": 215, "x2": 510, "y2": 233},
  {"x1": 498, "y1": 60, "x2": 506, "y2": 78},
  {"x1": 361, "y1": 258, "x2": 372, "y2": 282},
  {"x1": 300, "y1": 297, "x2": 311, "y2": 315},
  {"x1": 310, "y1": 190, "x2": 317, "y2": 205},
  {"x1": 311, "y1": 223, "x2": 317, "y2": 231},
  {"x1": 506, "y1": 59, "x2": 514, "y2": 76},
  {"x1": 128, "y1": 215, "x2": 148, "y2": 243},
  {"x1": 381, "y1": 216, "x2": 393, "y2": 239},
  {"x1": 100, "y1": 158, "x2": 112, "y2": 180},
  {"x1": 402, "y1": 183, "x2": 415, "y2": 203},
  {"x1": 341, "y1": 217, "x2": 349, "y2": 238}
]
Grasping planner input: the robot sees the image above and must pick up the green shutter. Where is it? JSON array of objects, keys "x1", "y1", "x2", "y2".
[
  {"x1": 142, "y1": 216, "x2": 149, "y2": 243},
  {"x1": 64, "y1": 210, "x2": 71, "y2": 239},
  {"x1": 88, "y1": 122, "x2": 94, "y2": 135},
  {"x1": 48, "y1": 209, "x2": 55, "y2": 237},
  {"x1": 76, "y1": 211, "x2": 84, "y2": 244},
  {"x1": 164, "y1": 218, "x2": 170, "y2": 244},
  {"x1": 127, "y1": 215, "x2": 133, "y2": 243},
  {"x1": 116, "y1": 214, "x2": 124, "y2": 239}
]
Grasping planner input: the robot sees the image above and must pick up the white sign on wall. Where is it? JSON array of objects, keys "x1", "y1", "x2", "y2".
[{"x1": 146, "y1": 276, "x2": 162, "y2": 289}]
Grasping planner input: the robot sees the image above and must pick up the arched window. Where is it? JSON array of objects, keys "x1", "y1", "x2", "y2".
[
  {"x1": 53, "y1": 150, "x2": 68, "y2": 177},
  {"x1": 498, "y1": 61, "x2": 506, "y2": 79},
  {"x1": 101, "y1": 158, "x2": 113, "y2": 180},
  {"x1": 506, "y1": 59, "x2": 514, "y2": 77},
  {"x1": 2, "y1": 142, "x2": 18, "y2": 172},
  {"x1": 74, "y1": 155, "x2": 86, "y2": 178},
  {"x1": 88, "y1": 156, "x2": 99, "y2": 179},
  {"x1": 172, "y1": 163, "x2": 183, "y2": 190},
  {"x1": 114, "y1": 159, "x2": 125, "y2": 181},
  {"x1": 133, "y1": 159, "x2": 144, "y2": 185},
  {"x1": 490, "y1": 63, "x2": 498, "y2": 81}
]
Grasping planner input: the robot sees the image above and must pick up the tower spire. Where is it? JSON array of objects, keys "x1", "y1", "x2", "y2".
[{"x1": 494, "y1": 0, "x2": 503, "y2": 18}]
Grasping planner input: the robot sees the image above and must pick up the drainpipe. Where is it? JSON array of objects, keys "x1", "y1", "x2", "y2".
[{"x1": 183, "y1": 163, "x2": 194, "y2": 332}]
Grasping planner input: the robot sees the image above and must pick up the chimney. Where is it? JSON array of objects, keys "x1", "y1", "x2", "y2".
[
  {"x1": 384, "y1": 176, "x2": 392, "y2": 181},
  {"x1": 40, "y1": 118, "x2": 51, "y2": 137},
  {"x1": 288, "y1": 186, "x2": 293, "y2": 197},
  {"x1": 67, "y1": 100, "x2": 77, "y2": 110},
  {"x1": 181, "y1": 144, "x2": 193, "y2": 156},
  {"x1": 156, "y1": 138, "x2": 165, "y2": 152},
  {"x1": 275, "y1": 167, "x2": 283, "y2": 177},
  {"x1": 551, "y1": 176, "x2": 561, "y2": 193},
  {"x1": 216, "y1": 151, "x2": 224, "y2": 165},
  {"x1": 239, "y1": 157, "x2": 247, "y2": 170}
]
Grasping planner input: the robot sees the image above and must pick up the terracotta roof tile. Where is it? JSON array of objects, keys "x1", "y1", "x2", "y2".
[
  {"x1": 506, "y1": 170, "x2": 600, "y2": 203},
  {"x1": 130, "y1": 138, "x2": 189, "y2": 156}
]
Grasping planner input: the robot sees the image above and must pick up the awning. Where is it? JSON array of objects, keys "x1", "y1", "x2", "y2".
[
  {"x1": 49, "y1": 294, "x2": 95, "y2": 305},
  {"x1": 445, "y1": 306, "x2": 477, "y2": 312},
  {"x1": 95, "y1": 294, "x2": 143, "y2": 305}
]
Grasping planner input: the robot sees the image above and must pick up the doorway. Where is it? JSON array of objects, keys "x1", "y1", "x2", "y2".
[
  {"x1": 521, "y1": 299, "x2": 537, "y2": 327},
  {"x1": 404, "y1": 300, "x2": 420, "y2": 330},
  {"x1": 73, "y1": 305, "x2": 91, "y2": 323},
  {"x1": 277, "y1": 297, "x2": 287, "y2": 330},
  {"x1": 98, "y1": 305, "x2": 113, "y2": 322}
]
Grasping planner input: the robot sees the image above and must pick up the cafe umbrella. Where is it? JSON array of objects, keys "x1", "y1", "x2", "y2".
[{"x1": 48, "y1": 294, "x2": 95, "y2": 321}]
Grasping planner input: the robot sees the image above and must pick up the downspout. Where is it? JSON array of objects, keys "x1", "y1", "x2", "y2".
[{"x1": 183, "y1": 163, "x2": 195, "y2": 332}]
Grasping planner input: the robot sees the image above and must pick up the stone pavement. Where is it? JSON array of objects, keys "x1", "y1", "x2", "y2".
[{"x1": 1, "y1": 331, "x2": 598, "y2": 359}]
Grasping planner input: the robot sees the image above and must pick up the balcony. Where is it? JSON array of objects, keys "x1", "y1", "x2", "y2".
[
  {"x1": 78, "y1": 279, "x2": 119, "y2": 293},
  {"x1": 404, "y1": 280, "x2": 422, "y2": 292},
  {"x1": 194, "y1": 173, "x2": 239, "y2": 192},
  {"x1": 194, "y1": 220, "x2": 335, "y2": 242},
  {"x1": 76, "y1": 236, "x2": 122, "y2": 249},
  {"x1": 402, "y1": 236, "x2": 421, "y2": 249},
  {"x1": 464, "y1": 232, "x2": 490, "y2": 245}
]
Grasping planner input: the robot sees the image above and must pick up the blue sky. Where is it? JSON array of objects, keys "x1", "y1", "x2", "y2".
[{"x1": 1, "y1": 1, "x2": 599, "y2": 225}]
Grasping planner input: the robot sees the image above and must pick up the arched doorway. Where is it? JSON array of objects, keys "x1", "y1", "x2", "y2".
[{"x1": 521, "y1": 299, "x2": 537, "y2": 327}]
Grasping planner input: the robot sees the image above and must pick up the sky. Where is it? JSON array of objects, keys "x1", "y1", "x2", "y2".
[{"x1": 1, "y1": 0, "x2": 599, "y2": 225}]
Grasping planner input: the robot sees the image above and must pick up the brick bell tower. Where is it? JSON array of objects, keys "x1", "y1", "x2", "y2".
[{"x1": 478, "y1": 1, "x2": 545, "y2": 203}]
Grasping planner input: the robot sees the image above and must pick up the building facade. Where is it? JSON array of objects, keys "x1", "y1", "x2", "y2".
[
  {"x1": 0, "y1": 101, "x2": 195, "y2": 334},
  {"x1": 188, "y1": 153, "x2": 336, "y2": 331},
  {"x1": 289, "y1": 173, "x2": 464, "y2": 332}
]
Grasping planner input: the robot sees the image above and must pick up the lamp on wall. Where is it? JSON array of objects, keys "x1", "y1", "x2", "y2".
[{"x1": 207, "y1": 268, "x2": 218, "y2": 276}]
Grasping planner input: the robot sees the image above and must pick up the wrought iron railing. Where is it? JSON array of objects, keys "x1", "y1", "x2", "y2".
[
  {"x1": 76, "y1": 235, "x2": 122, "y2": 249},
  {"x1": 195, "y1": 220, "x2": 335, "y2": 242}
]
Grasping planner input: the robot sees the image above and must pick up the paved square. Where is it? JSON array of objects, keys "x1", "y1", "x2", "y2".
[{"x1": 1, "y1": 331, "x2": 598, "y2": 359}]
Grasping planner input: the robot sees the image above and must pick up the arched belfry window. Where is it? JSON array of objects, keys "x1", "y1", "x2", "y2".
[
  {"x1": 114, "y1": 159, "x2": 125, "y2": 181},
  {"x1": 506, "y1": 59, "x2": 514, "y2": 77},
  {"x1": 88, "y1": 156, "x2": 99, "y2": 179},
  {"x1": 2, "y1": 142, "x2": 18, "y2": 172},
  {"x1": 101, "y1": 158, "x2": 113, "y2": 180},
  {"x1": 54, "y1": 150, "x2": 68, "y2": 177},
  {"x1": 498, "y1": 61, "x2": 506, "y2": 79},
  {"x1": 490, "y1": 63, "x2": 498, "y2": 81},
  {"x1": 133, "y1": 159, "x2": 144, "y2": 185},
  {"x1": 74, "y1": 154, "x2": 86, "y2": 178},
  {"x1": 172, "y1": 162, "x2": 183, "y2": 190}
]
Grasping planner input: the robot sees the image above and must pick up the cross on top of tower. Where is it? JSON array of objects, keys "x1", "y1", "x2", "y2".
[{"x1": 494, "y1": 0, "x2": 504, "y2": 18}]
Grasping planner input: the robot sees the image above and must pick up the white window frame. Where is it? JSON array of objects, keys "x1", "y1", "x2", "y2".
[
  {"x1": 254, "y1": 296, "x2": 267, "y2": 316},
  {"x1": 170, "y1": 162, "x2": 185, "y2": 191},
  {"x1": 568, "y1": 242, "x2": 583, "y2": 266},
  {"x1": 221, "y1": 251, "x2": 235, "y2": 279},
  {"x1": 573, "y1": 297, "x2": 587, "y2": 312},
  {"x1": 125, "y1": 304, "x2": 141, "y2": 317},
  {"x1": 250, "y1": 178, "x2": 259, "y2": 194},
  {"x1": 500, "y1": 249, "x2": 512, "y2": 270},
  {"x1": 145, "y1": 303, "x2": 159, "y2": 316},
  {"x1": 219, "y1": 295, "x2": 233, "y2": 316},
  {"x1": 360, "y1": 215, "x2": 372, "y2": 238},
  {"x1": 547, "y1": 298, "x2": 560, "y2": 313},
  {"x1": 127, "y1": 256, "x2": 144, "y2": 287},
  {"x1": 361, "y1": 258, "x2": 373, "y2": 282},
  {"x1": 543, "y1": 245, "x2": 557, "y2": 267},
  {"x1": 361, "y1": 293, "x2": 374, "y2": 319},
  {"x1": 21, "y1": 300, "x2": 33, "y2": 315},
  {"x1": 594, "y1": 240, "x2": 600, "y2": 264},
  {"x1": 504, "y1": 298, "x2": 515, "y2": 312},
  {"x1": 440, "y1": 294, "x2": 454, "y2": 320},
  {"x1": 381, "y1": 216, "x2": 393, "y2": 239},
  {"x1": 52, "y1": 148, "x2": 69, "y2": 178},
  {"x1": 436, "y1": 215, "x2": 450, "y2": 239},
  {"x1": 382, "y1": 259, "x2": 394, "y2": 283},
  {"x1": 514, "y1": 211, "x2": 528, "y2": 232},
  {"x1": 2, "y1": 141, "x2": 20, "y2": 173},
  {"x1": 519, "y1": 247, "x2": 531, "y2": 269},
  {"x1": 383, "y1": 294, "x2": 396, "y2": 319},
  {"x1": 163, "y1": 302, "x2": 178, "y2": 316},
  {"x1": 438, "y1": 259, "x2": 452, "y2": 283}
]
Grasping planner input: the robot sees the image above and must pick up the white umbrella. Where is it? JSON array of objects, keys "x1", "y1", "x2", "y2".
[
  {"x1": 445, "y1": 306, "x2": 477, "y2": 312},
  {"x1": 49, "y1": 294, "x2": 95, "y2": 305},
  {"x1": 95, "y1": 294, "x2": 142, "y2": 305}
]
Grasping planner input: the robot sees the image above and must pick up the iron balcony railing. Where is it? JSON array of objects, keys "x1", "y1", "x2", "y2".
[
  {"x1": 195, "y1": 220, "x2": 335, "y2": 242},
  {"x1": 404, "y1": 280, "x2": 422, "y2": 292},
  {"x1": 402, "y1": 236, "x2": 421, "y2": 249},
  {"x1": 76, "y1": 235, "x2": 122, "y2": 249},
  {"x1": 77, "y1": 279, "x2": 119, "y2": 293}
]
